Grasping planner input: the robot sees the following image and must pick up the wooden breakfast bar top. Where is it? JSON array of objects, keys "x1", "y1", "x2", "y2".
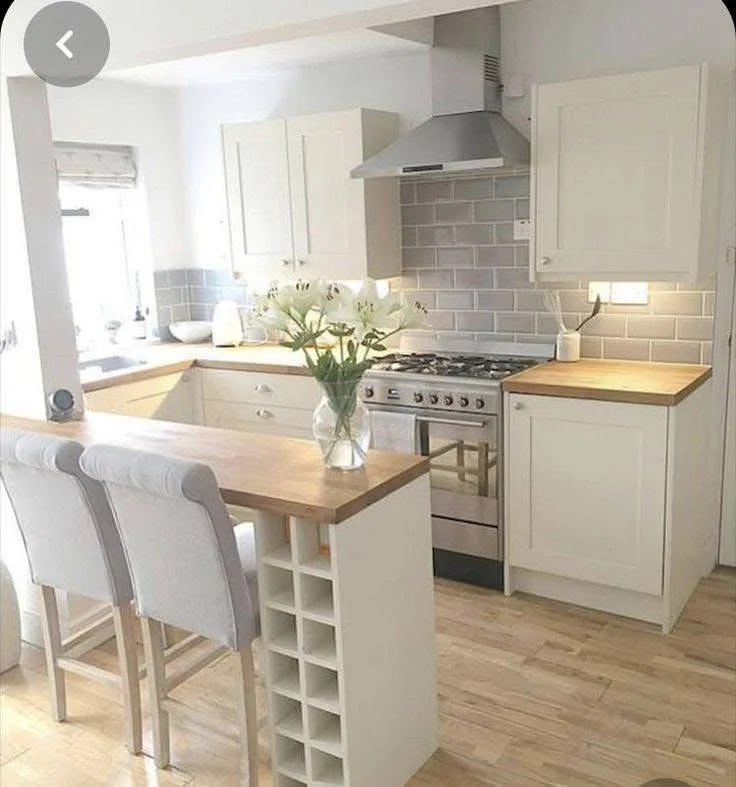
[{"x1": 0, "y1": 411, "x2": 429, "y2": 524}]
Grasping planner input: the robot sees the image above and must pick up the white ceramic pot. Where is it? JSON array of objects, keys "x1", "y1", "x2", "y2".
[{"x1": 556, "y1": 330, "x2": 581, "y2": 362}]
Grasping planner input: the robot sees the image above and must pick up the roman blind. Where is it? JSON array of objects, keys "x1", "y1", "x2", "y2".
[{"x1": 54, "y1": 142, "x2": 137, "y2": 187}]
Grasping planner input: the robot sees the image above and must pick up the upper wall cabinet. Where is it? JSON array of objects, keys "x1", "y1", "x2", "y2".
[
  {"x1": 223, "y1": 108, "x2": 402, "y2": 281},
  {"x1": 531, "y1": 64, "x2": 724, "y2": 283}
]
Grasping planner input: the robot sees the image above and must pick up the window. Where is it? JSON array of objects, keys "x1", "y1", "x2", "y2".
[{"x1": 55, "y1": 143, "x2": 153, "y2": 351}]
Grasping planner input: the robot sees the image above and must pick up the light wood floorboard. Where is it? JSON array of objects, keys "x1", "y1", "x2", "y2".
[{"x1": 1, "y1": 568, "x2": 734, "y2": 786}]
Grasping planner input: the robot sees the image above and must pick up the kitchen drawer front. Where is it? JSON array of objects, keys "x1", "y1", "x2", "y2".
[
  {"x1": 204, "y1": 399, "x2": 314, "y2": 439},
  {"x1": 202, "y1": 368, "x2": 320, "y2": 410}
]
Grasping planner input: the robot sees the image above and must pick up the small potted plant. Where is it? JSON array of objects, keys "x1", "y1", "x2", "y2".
[{"x1": 256, "y1": 279, "x2": 427, "y2": 470}]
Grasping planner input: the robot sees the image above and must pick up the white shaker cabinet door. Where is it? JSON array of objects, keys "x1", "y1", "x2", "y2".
[
  {"x1": 507, "y1": 394, "x2": 668, "y2": 594},
  {"x1": 223, "y1": 119, "x2": 294, "y2": 276},
  {"x1": 286, "y1": 109, "x2": 367, "y2": 280},
  {"x1": 532, "y1": 64, "x2": 707, "y2": 281}
]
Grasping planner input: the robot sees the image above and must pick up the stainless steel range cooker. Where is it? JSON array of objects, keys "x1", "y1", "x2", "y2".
[{"x1": 361, "y1": 339, "x2": 553, "y2": 590}]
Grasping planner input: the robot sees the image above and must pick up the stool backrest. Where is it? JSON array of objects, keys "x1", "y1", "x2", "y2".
[
  {"x1": 0, "y1": 429, "x2": 133, "y2": 604},
  {"x1": 80, "y1": 444, "x2": 257, "y2": 649}
]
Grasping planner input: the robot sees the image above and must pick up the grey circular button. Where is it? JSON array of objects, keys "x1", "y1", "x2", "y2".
[{"x1": 24, "y1": 2, "x2": 110, "y2": 88}]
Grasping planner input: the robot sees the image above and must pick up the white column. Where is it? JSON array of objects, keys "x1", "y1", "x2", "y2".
[{"x1": 1, "y1": 76, "x2": 85, "y2": 646}]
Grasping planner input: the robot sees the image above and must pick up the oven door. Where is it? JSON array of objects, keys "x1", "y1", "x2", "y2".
[{"x1": 416, "y1": 411, "x2": 503, "y2": 588}]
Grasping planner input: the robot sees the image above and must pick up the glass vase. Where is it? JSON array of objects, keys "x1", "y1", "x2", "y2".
[{"x1": 312, "y1": 377, "x2": 371, "y2": 470}]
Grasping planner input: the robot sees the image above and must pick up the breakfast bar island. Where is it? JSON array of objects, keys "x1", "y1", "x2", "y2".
[{"x1": 0, "y1": 412, "x2": 438, "y2": 787}]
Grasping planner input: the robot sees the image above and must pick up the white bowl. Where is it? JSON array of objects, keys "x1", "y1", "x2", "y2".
[{"x1": 169, "y1": 321, "x2": 212, "y2": 343}]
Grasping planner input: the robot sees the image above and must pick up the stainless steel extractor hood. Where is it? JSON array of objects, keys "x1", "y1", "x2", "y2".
[{"x1": 352, "y1": 7, "x2": 529, "y2": 178}]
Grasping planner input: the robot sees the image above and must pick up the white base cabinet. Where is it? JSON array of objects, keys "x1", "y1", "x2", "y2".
[
  {"x1": 504, "y1": 384, "x2": 716, "y2": 632},
  {"x1": 201, "y1": 368, "x2": 321, "y2": 441},
  {"x1": 83, "y1": 371, "x2": 197, "y2": 423}
]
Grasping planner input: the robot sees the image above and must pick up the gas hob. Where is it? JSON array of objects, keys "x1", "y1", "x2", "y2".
[{"x1": 361, "y1": 347, "x2": 551, "y2": 415}]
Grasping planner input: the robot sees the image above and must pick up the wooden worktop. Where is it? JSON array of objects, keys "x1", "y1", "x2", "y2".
[
  {"x1": 502, "y1": 359, "x2": 711, "y2": 406},
  {"x1": 80, "y1": 344, "x2": 312, "y2": 392},
  {"x1": 0, "y1": 412, "x2": 428, "y2": 524}
]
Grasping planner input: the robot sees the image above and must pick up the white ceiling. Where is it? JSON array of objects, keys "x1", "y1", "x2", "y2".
[{"x1": 104, "y1": 28, "x2": 430, "y2": 87}]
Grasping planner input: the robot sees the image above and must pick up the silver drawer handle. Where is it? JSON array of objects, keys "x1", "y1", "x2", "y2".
[
  {"x1": 256, "y1": 408, "x2": 273, "y2": 419},
  {"x1": 539, "y1": 257, "x2": 551, "y2": 266},
  {"x1": 254, "y1": 384, "x2": 272, "y2": 394},
  {"x1": 513, "y1": 401, "x2": 523, "y2": 410}
]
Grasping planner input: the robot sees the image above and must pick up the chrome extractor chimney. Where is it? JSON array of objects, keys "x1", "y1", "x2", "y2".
[{"x1": 351, "y1": 7, "x2": 529, "y2": 178}]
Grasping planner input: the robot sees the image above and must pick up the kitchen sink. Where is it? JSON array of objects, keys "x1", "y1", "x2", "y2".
[{"x1": 78, "y1": 355, "x2": 148, "y2": 374}]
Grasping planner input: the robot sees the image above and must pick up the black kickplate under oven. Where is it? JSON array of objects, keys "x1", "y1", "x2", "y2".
[{"x1": 432, "y1": 548, "x2": 504, "y2": 590}]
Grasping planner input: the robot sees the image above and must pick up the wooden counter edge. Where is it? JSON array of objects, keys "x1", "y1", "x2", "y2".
[
  {"x1": 0, "y1": 412, "x2": 430, "y2": 525},
  {"x1": 221, "y1": 456, "x2": 430, "y2": 524},
  {"x1": 81, "y1": 355, "x2": 311, "y2": 392},
  {"x1": 502, "y1": 365, "x2": 712, "y2": 406}
]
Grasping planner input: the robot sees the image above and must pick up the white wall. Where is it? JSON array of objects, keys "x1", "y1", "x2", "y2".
[
  {"x1": 47, "y1": 80, "x2": 191, "y2": 271},
  {"x1": 178, "y1": 51, "x2": 432, "y2": 268},
  {"x1": 500, "y1": 0, "x2": 735, "y2": 135}
]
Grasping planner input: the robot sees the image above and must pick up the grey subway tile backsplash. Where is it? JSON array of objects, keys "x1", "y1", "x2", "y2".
[
  {"x1": 474, "y1": 199, "x2": 515, "y2": 222},
  {"x1": 436, "y1": 202, "x2": 473, "y2": 224},
  {"x1": 651, "y1": 341, "x2": 701, "y2": 364},
  {"x1": 454, "y1": 178, "x2": 494, "y2": 200},
  {"x1": 403, "y1": 248, "x2": 435, "y2": 269},
  {"x1": 476, "y1": 246, "x2": 515, "y2": 267},
  {"x1": 415, "y1": 180, "x2": 452, "y2": 203},
  {"x1": 153, "y1": 171, "x2": 714, "y2": 364},
  {"x1": 418, "y1": 225, "x2": 454, "y2": 246},
  {"x1": 454, "y1": 225, "x2": 493, "y2": 246},
  {"x1": 437, "y1": 248, "x2": 474, "y2": 268},
  {"x1": 494, "y1": 175, "x2": 531, "y2": 198},
  {"x1": 437, "y1": 290, "x2": 474, "y2": 310},
  {"x1": 394, "y1": 169, "x2": 714, "y2": 362}
]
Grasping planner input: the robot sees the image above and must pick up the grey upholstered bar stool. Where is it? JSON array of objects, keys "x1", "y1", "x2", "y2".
[
  {"x1": 0, "y1": 429, "x2": 142, "y2": 753},
  {"x1": 80, "y1": 444, "x2": 260, "y2": 785}
]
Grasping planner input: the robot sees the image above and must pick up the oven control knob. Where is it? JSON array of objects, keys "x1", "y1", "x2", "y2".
[
  {"x1": 443, "y1": 395, "x2": 453, "y2": 406},
  {"x1": 459, "y1": 396, "x2": 469, "y2": 408},
  {"x1": 429, "y1": 394, "x2": 439, "y2": 405},
  {"x1": 364, "y1": 386, "x2": 374, "y2": 398},
  {"x1": 475, "y1": 397, "x2": 485, "y2": 409},
  {"x1": 413, "y1": 392, "x2": 423, "y2": 404}
]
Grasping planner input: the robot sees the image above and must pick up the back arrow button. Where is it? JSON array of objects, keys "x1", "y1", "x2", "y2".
[{"x1": 56, "y1": 30, "x2": 74, "y2": 59}]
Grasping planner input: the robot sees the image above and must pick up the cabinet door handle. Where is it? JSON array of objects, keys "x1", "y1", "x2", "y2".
[
  {"x1": 256, "y1": 408, "x2": 273, "y2": 419},
  {"x1": 512, "y1": 401, "x2": 523, "y2": 411},
  {"x1": 281, "y1": 259, "x2": 291, "y2": 267},
  {"x1": 539, "y1": 257, "x2": 551, "y2": 266},
  {"x1": 254, "y1": 384, "x2": 272, "y2": 394},
  {"x1": 296, "y1": 259, "x2": 306, "y2": 267}
]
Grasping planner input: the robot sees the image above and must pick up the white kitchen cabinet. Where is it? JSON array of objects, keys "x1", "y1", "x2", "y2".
[
  {"x1": 506, "y1": 394, "x2": 667, "y2": 594},
  {"x1": 201, "y1": 368, "x2": 320, "y2": 440},
  {"x1": 84, "y1": 371, "x2": 197, "y2": 423},
  {"x1": 222, "y1": 108, "x2": 402, "y2": 281},
  {"x1": 504, "y1": 384, "x2": 716, "y2": 632},
  {"x1": 531, "y1": 63, "x2": 724, "y2": 282}
]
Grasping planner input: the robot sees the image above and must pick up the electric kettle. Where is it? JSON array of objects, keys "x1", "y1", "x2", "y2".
[{"x1": 212, "y1": 301, "x2": 243, "y2": 347}]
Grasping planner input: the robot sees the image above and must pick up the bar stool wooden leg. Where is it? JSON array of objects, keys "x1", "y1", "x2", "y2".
[
  {"x1": 237, "y1": 644, "x2": 259, "y2": 787},
  {"x1": 141, "y1": 617, "x2": 170, "y2": 767},
  {"x1": 39, "y1": 585, "x2": 66, "y2": 722},
  {"x1": 112, "y1": 603, "x2": 142, "y2": 755}
]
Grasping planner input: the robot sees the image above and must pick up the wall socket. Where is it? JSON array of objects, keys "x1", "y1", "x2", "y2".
[{"x1": 513, "y1": 219, "x2": 531, "y2": 241}]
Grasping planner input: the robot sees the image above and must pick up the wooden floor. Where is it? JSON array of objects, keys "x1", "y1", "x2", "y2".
[{"x1": 1, "y1": 568, "x2": 734, "y2": 786}]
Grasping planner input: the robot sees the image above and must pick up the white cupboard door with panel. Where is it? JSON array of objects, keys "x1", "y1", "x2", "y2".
[
  {"x1": 507, "y1": 394, "x2": 668, "y2": 595},
  {"x1": 222, "y1": 119, "x2": 294, "y2": 276},
  {"x1": 287, "y1": 110, "x2": 366, "y2": 279},
  {"x1": 532, "y1": 63, "x2": 710, "y2": 281}
]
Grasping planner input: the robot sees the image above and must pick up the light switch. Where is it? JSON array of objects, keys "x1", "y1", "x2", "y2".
[{"x1": 513, "y1": 219, "x2": 531, "y2": 241}]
